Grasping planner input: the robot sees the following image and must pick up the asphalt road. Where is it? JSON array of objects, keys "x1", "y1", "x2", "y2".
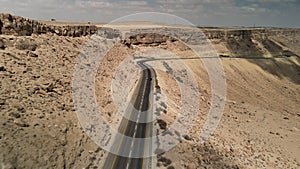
[{"x1": 103, "y1": 61, "x2": 154, "y2": 169}]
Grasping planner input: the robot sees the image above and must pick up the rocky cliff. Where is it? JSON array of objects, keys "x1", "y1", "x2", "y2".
[
  {"x1": 0, "y1": 13, "x2": 97, "y2": 37},
  {"x1": 1, "y1": 13, "x2": 299, "y2": 58},
  {"x1": 202, "y1": 28, "x2": 300, "y2": 41},
  {"x1": 204, "y1": 28, "x2": 300, "y2": 57}
]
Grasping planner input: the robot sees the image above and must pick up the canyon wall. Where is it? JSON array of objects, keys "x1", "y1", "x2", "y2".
[
  {"x1": 1, "y1": 13, "x2": 299, "y2": 57},
  {"x1": 0, "y1": 13, "x2": 97, "y2": 37}
]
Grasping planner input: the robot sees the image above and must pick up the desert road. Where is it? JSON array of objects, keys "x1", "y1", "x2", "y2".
[{"x1": 103, "y1": 61, "x2": 155, "y2": 169}]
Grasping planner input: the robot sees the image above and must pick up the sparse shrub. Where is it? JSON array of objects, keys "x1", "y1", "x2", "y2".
[{"x1": 15, "y1": 39, "x2": 37, "y2": 51}]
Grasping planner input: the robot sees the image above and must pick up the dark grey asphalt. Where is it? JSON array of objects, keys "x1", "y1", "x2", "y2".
[{"x1": 103, "y1": 62, "x2": 153, "y2": 169}]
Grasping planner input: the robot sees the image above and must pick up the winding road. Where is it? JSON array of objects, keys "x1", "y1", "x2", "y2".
[{"x1": 103, "y1": 61, "x2": 155, "y2": 169}]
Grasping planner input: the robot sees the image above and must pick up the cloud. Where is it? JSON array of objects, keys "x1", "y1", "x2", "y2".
[
  {"x1": 76, "y1": 1, "x2": 113, "y2": 8},
  {"x1": 240, "y1": 6, "x2": 268, "y2": 13},
  {"x1": 0, "y1": 0, "x2": 299, "y2": 27},
  {"x1": 246, "y1": 0, "x2": 296, "y2": 3},
  {"x1": 75, "y1": 0, "x2": 150, "y2": 9}
]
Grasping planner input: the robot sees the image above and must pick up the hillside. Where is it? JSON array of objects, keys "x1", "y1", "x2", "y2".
[{"x1": 0, "y1": 13, "x2": 299, "y2": 169}]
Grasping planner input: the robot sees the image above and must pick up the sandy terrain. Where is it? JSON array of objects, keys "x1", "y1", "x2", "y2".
[{"x1": 0, "y1": 14, "x2": 300, "y2": 169}]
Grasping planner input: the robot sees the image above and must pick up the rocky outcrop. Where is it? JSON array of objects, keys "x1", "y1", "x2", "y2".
[
  {"x1": 1, "y1": 13, "x2": 299, "y2": 58},
  {"x1": 202, "y1": 28, "x2": 300, "y2": 41},
  {"x1": 122, "y1": 33, "x2": 176, "y2": 47},
  {"x1": 0, "y1": 13, "x2": 98, "y2": 37},
  {"x1": 201, "y1": 28, "x2": 300, "y2": 57},
  {"x1": 2, "y1": 13, "x2": 300, "y2": 41},
  {"x1": 118, "y1": 27, "x2": 299, "y2": 58}
]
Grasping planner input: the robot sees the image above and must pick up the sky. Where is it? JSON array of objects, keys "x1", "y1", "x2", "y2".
[{"x1": 0, "y1": 0, "x2": 299, "y2": 27}]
